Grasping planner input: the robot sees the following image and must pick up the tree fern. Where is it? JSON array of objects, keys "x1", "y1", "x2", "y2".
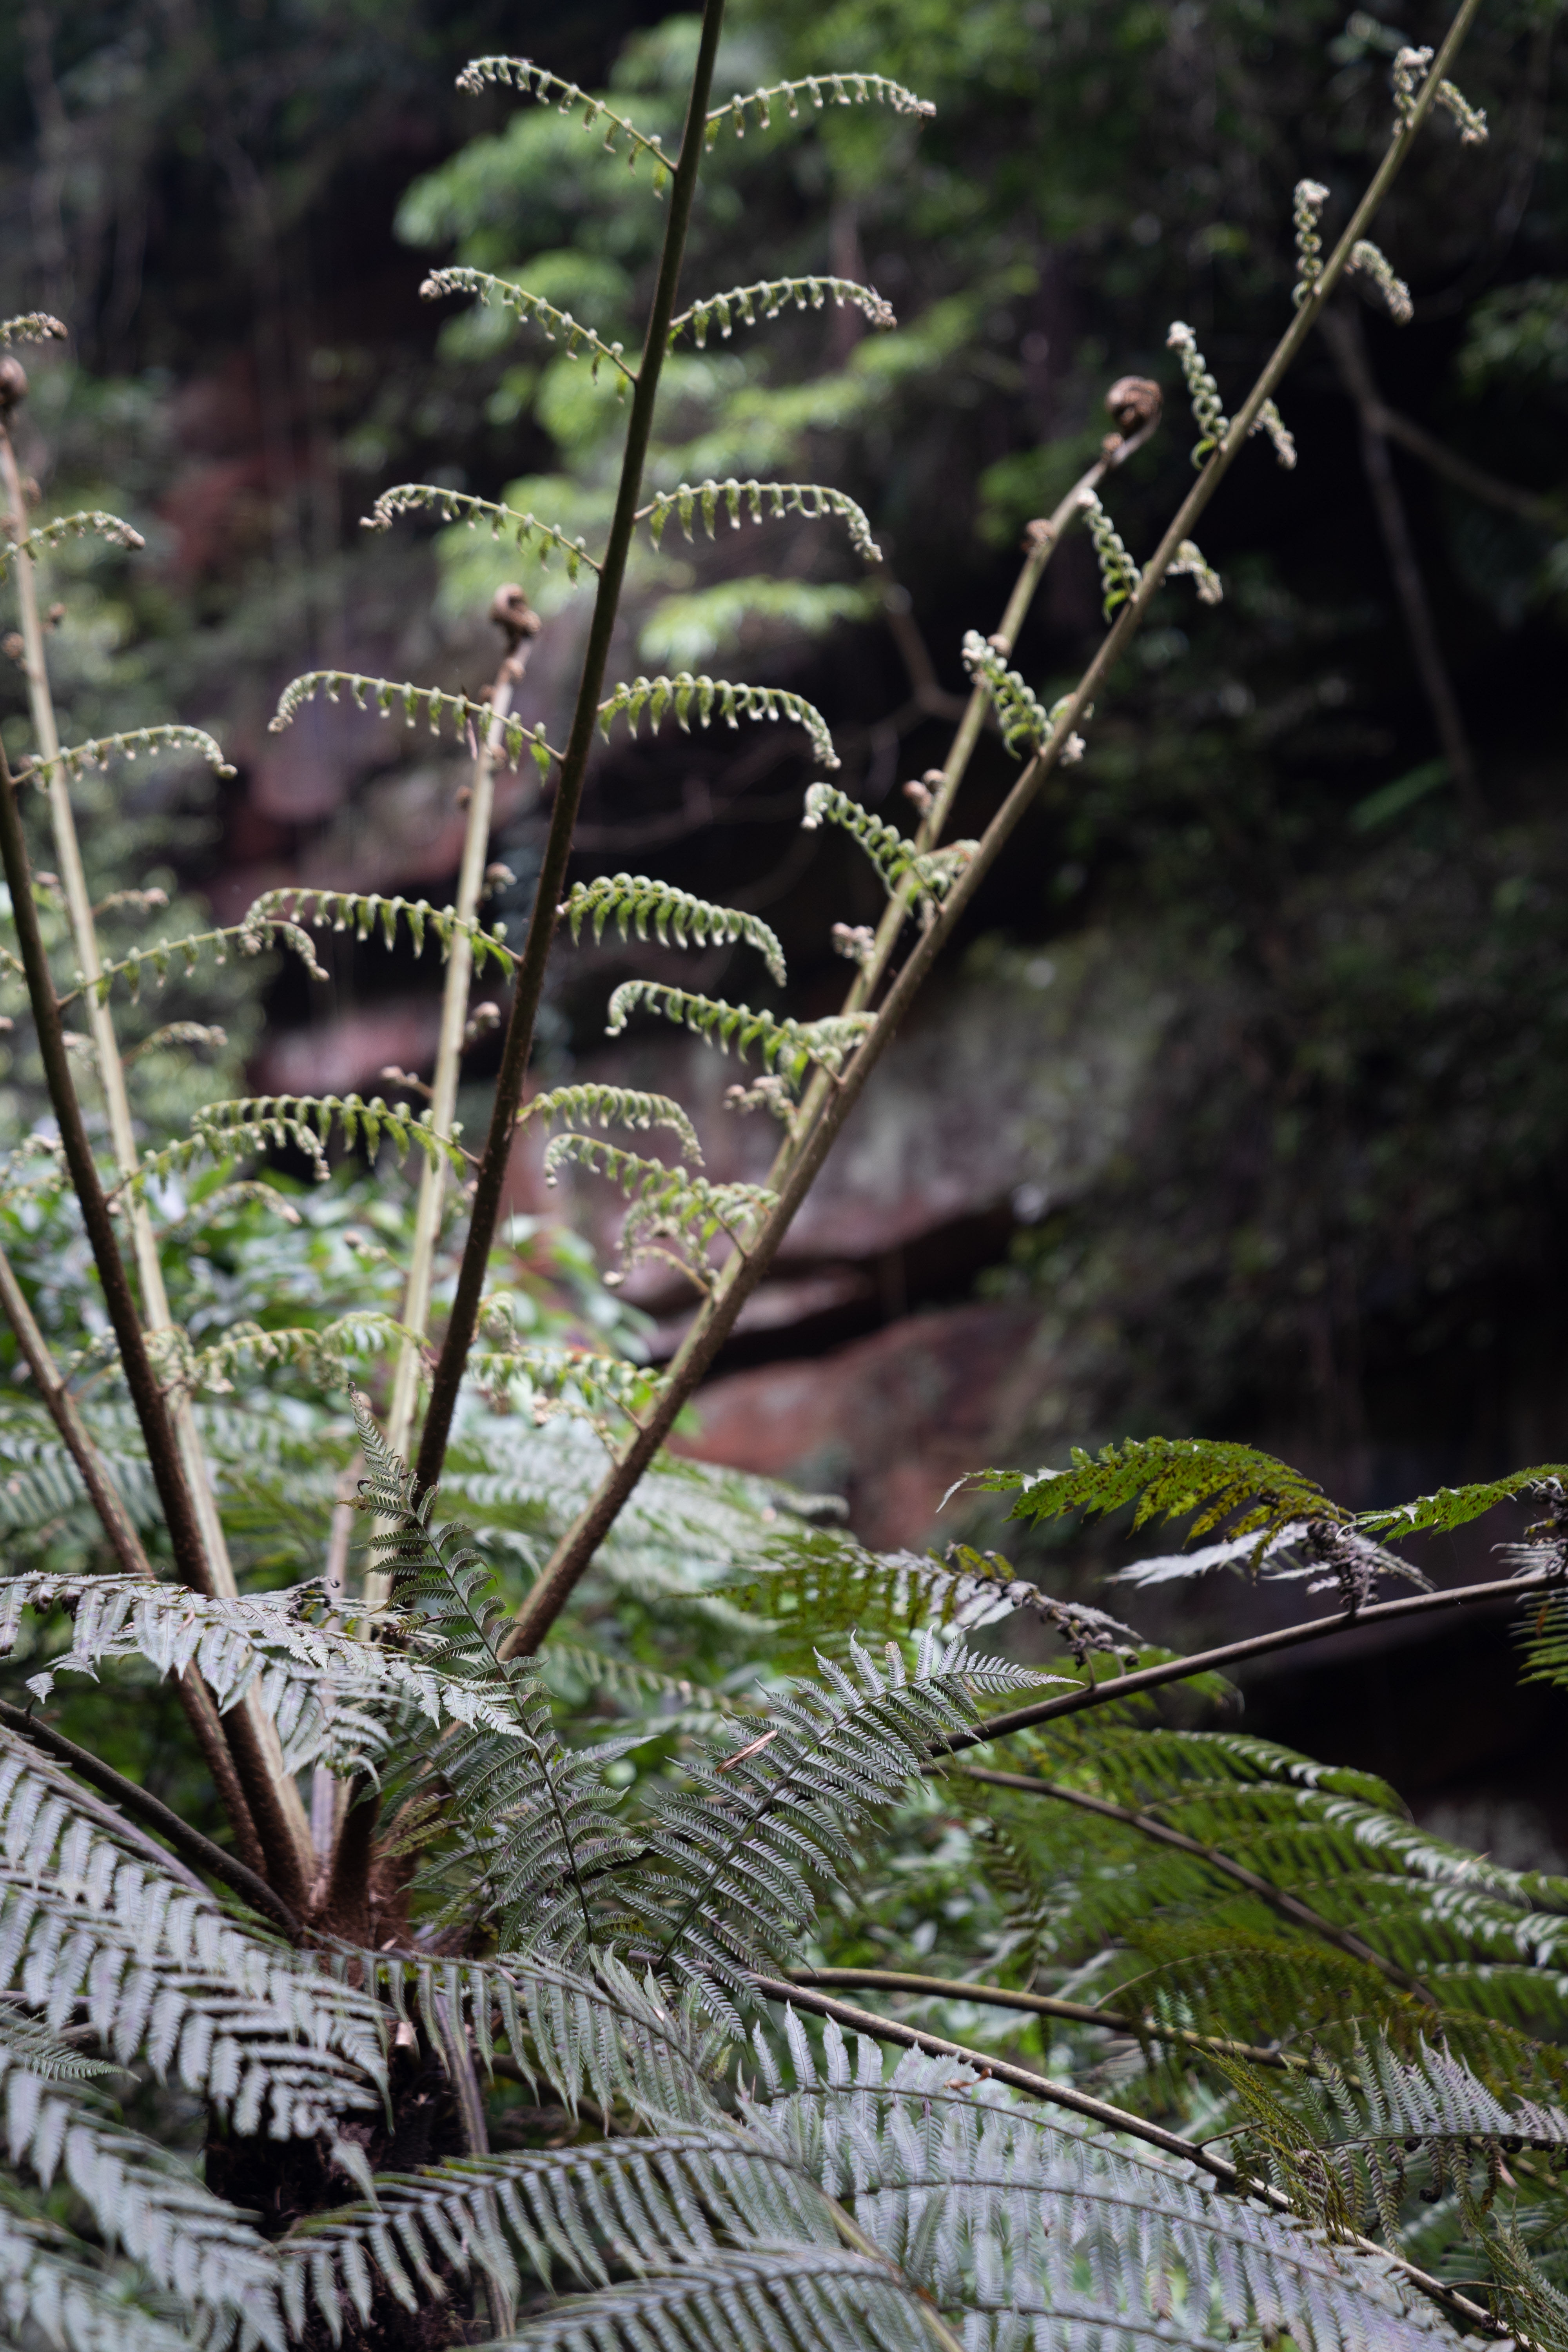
[
  {"x1": 247, "y1": 883, "x2": 518, "y2": 977},
  {"x1": 122, "y1": 1092, "x2": 466, "y2": 1197},
  {"x1": 453, "y1": 57, "x2": 676, "y2": 184},
  {"x1": 541, "y1": 1134, "x2": 774, "y2": 1286},
  {"x1": 975, "y1": 1434, "x2": 1347, "y2": 1560},
  {"x1": 800, "y1": 782, "x2": 975, "y2": 911}
]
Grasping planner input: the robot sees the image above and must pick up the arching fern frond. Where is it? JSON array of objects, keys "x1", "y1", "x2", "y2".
[
  {"x1": 1169, "y1": 536, "x2": 1224, "y2": 604},
  {"x1": 467, "y1": 1338, "x2": 668, "y2": 1432},
  {"x1": 1358, "y1": 1464, "x2": 1568, "y2": 1540},
  {"x1": 364, "y1": 484, "x2": 599, "y2": 577},
  {"x1": 0, "y1": 2203, "x2": 196, "y2": 2352},
  {"x1": 961, "y1": 632, "x2": 1089, "y2": 760},
  {"x1": 670, "y1": 275, "x2": 895, "y2": 348},
  {"x1": 454, "y1": 58, "x2": 673, "y2": 187},
  {"x1": 419, "y1": 266, "x2": 634, "y2": 383},
  {"x1": 1167, "y1": 318, "x2": 1230, "y2": 463},
  {"x1": 0, "y1": 511, "x2": 144, "y2": 582},
  {"x1": 605, "y1": 976, "x2": 873, "y2": 1081},
  {"x1": 0, "y1": 312, "x2": 67, "y2": 347},
  {"x1": 975, "y1": 1435, "x2": 1345, "y2": 1561},
  {"x1": 559, "y1": 872, "x2": 786, "y2": 984},
  {"x1": 704, "y1": 73, "x2": 935, "y2": 143},
  {"x1": 639, "y1": 477, "x2": 880, "y2": 563},
  {"x1": 120, "y1": 1093, "x2": 466, "y2": 1198},
  {"x1": 522, "y1": 1080, "x2": 702, "y2": 1159},
  {"x1": 0, "y1": 1420, "x2": 157, "y2": 1543},
  {"x1": 597, "y1": 670, "x2": 838, "y2": 770},
  {"x1": 1080, "y1": 487, "x2": 1143, "y2": 617},
  {"x1": 9, "y1": 724, "x2": 234, "y2": 788},
  {"x1": 247, "y1": 884, "x2": 517, "y2": 979},
  {"x1": 169, "y1": 1308, "x2": 410, "y2": 1396},
  {"x1": 63, "y1": 902, "x2": 334, "y2": 1011},
  {"x1": 542, "y1": 1134, "x2": 774, "y2": 1284},
  {"x1": 269, "y1": 670, "x2": 561, "y2": 776},
  {"x1": 800, "y1": 782, "x2": 974, "y2": 910}
]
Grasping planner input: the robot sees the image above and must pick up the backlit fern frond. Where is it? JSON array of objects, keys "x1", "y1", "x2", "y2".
[
  {"x1": 639, "y1": 477, "x2": 880, "y2": 562},
  {"x1": 454, "y1": 58, "x2": 673, "y2": 186},
  {"x1": 122, "y1": 1093, "x2": 466, "y2": 1196},
  {"x1": 0, "y1": 312, "x2": 67, "y2": 346},
  {"x1": 800, "y1": 782, "x2": 976, "y2": 910},
  {"x1": 1251, "y1": 399, "x2": 1297, "y2": 467},
  {"x1": 542, "y1": 1134, "x2": 774, "y2": 1285},
  {"x1": 975, "y1": 1434, "x2": 1345, "y2": 1561},
  {"x1": 623, "y1": 1632, "x2": 1046, "y2": 2017},
  {"x1": 268, "y1": 669, "x2": 559, "y2": 775},
  {"x1": 1358, "y1": 1463, "x2": 1568, "y2": 1540},
  {"x1": 670, "y1": 275, "x2": 895, "y2": 348},
  {"x1": 704, "y1": 73, "x2": 934, "y2": 143},
  {"x1": 364, "y1": 484, "x2": 599, "y2": 575},
  {"x1": 560, "y1": 872, "x2": 786, "y2": 983},
  {"x1": 523, "y1": 1080, "x2": 703, "y2": 1158},
  {"x1": 604, "y1": 976, "x2": 874, "y2": 1081},
  {"x1": 597, "y1": 671, "x2": 838, "y2": 769},
  {"x1": 9, "y1": 724, "x2": 234, "y2": 788},
  {"x1": 247, "y1": 884, "x2": 517, "y2": 978},
  {"x1": 1167, "y1": 318, "x2": 1230, "y2": 463},
  {"x1": 1080, "y1": 488, "x2": 1143, "y2": 617},
  {"x1": 0, "y1": 511, "x2": 144, "y2": 581},
  {"x1": 1169, "y1": 537, "x2": 1225, "y2": 604},
  {"x1": 419, "y1": 266, "x2": 633, "y2": 383}
]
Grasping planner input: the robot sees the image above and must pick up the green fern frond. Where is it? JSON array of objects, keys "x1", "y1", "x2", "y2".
[
  {"x1": 975, "y1": 1434, "x2": 1343, "y2": 1559},
  {"x1": 604, "y1": 976, "x2": 873, "y2": 1082},
  {"x1": 1080, "y1": 487, "x2": 1143, "y2": 617},
  {"x1": 268, "y1": 669, "x2": 561, "y2": 776},
  {"x1": 468, "y1": 1339, "x2": 667, "y2": 1431},
  {"x1": 121, "y1": 1093, "x2": 466, "y2": 1198},
  {"x1": 0, "y1": 1420, "x2": 156, "y2": 1542},
  {"x1": 420, "y1": 265, "x2": 634, "y2": 383},
  {"x1": 638, "y1": 477, "x2": 881, "y2": 563},
  {"x1": 0, "y1": 312, "x2": 67, "y2": 347},
  {"x1": 670, "y1": 274, "x2": 896, "y2": 348},
  {"x1": 121, "y1": 1020, "x2": 229, "y2": 1065},
  {"x1": 364, "y1": 483, "x2": 600, "y2": 576},
  {"x1": 9, "y1": 724, "x2": 234, "y2": 788},
  {"x1": 68, "y1": 898, "x2": 338, "y2": 1010},
  {"x1": 0, "y1": 511, "x2": 144, "y2": 581},
  {"x1": 960, "y1": 632, "x2": 1090, "y2": 761},
  {"x1": 597, "y1": 670, "x2": 839, "y2": 770},
  {"x1": 559, "y1": 872, "x2": 787, "y2": 984},
  {"x1": 1167, "y1": 318, "x2": 1231, "y2": 462},
  {"x1": 246, "y1": 883, "x2": 517, "y2": 979},
  {"x1": 799, "y1": 780, "x2": 972, "y2": 912},
  {"x1": 1358, "y1": 1465, "x2": 1568, "y2": 1540},
  {"x1": 542, "y1": 1134, "x2": 773, "y2": 1283},
  {"x1": 454, "y1": 57, "x2": 673, "y2": 187},
  {"x1": 523, "y1": 1079, "x2": 703, "y2": 1158},
  {"x1": 704, "y1": 73, "x2": 934, "y2": 143},
  {"x1": 1347, "y1": 239, "x2": 1414, "y2": 325}
]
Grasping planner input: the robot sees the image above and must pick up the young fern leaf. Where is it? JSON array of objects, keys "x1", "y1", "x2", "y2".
[
  {"x1": 961, "y1": 633, "x2": 1089, "y2": 762},
  {"x1": 65, "y1": 900, "x2": 340, "y2": 1009},
  {"x1": 1169, "y1": 538, "x2": 1225, "y2": 604},
  {"x1": 9, "y1": 724, "x2": 234, "y2": 788},
  {"x1": 1167, "y1": 319, "x2": 1230, "y2": 464},
  {"x1": 169, "y1": 1309, "x2": 412, "y2": 1396},
  {"x1": 1251, "y1": 399, "x2": 1298, "y2": 468},
  {"x1": 1080, "y1": 488, "x2": 1142, "y2": 618},
  {"x1": 974, "y1": 1435, "x2": 1345, "y2": 1559},
  {"x1": 1392, "y1": 44, "x2": 1488, "y2": 145},
  {"x1": 597, "y1": 671, "x2": 838, "y2": 770},
  {"x1": 802, "y1": 782, "x2": 978, "y2": 907},
  {"x1": 605, "y1": 976, "x2": 874, "y2": 1082},
  {"x1": 468, "y1": 1339, "x2": 668, "y2": 1432},
  {"x1": 454, "y1": 58, "x2": 673, "y2": 188},
  {"x1": 1293, "y1": 178, "x2": 1332, "y2": 307},
  {"x1": 248, "y1": 884, "x2": 517, "y2": 980},
  {"x1": 0, "y1": 2204, "x2": 198, "y2": 2352},
  {"x1": 669, "y1": 274, "x2": 896, "y2": 349},
  {"x1": 121, "y1": 1093, "x2": 466, "y2": 1196},
  {"x1": 365, "y1": 485, "x2": 599, "y2": 577},
  {"x1": 638, "y1": 477, "x2": 881, "y2": 563},
  {"x1": 704, "y1": 73, "x2": 935, "y2": 144},
  {"x1": 269, "y1": 670, "x2": 561, "y2": 777},
  {"x1": 0, "y1": 312, "x2": 67, "y2": 346},
  {"x1": 560, "y1": 872, "x2": 786, "y2": 984},
  {"x1": 1357, "y1": 1463, "x2": 1568, "y2": 1540},
  {"x1": 1347, "y1": 240, "x2": 1414, "y2": 325},
  {"x1": 0, "y1": 511, "x2": 144, "y2": 581},
  {"x1": 419, "y1": 266, "x2": 633, "y2": 383},
  {"x1": 542, "y1": 1134, "x2": 775, "y2": 1282},
  {"x1": 523, "y1": 1080, "x2": 703, "y2": 1160}
]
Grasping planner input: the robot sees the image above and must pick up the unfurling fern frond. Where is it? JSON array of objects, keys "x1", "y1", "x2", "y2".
[
  {"x1": 0, "y1": 511, "x2": 144, "y2": 581},
  {"x1": 121, "y1": 1092, "x2": 466, "y2": 1196},
  {"x1": 542, "y1": 1134, "x2": 774, "y2": 1284},
  {"x1": 605, "y1": 976, "x2": 874, "y2": 1081},
  {"x1": 246, "y1": 884, "x2": 517, "y2": 979},
  {"x1": 1167, "y1": 318, "x2": 1230, "y2": 463},
  {"x1": 0, "y1": 1420, "x2": 157, "y2": 1541},
  {"x1": 1169, "y1": 537, "x2": 1224, "y2": 604},
  {"x1": 670, "y1": 275, "x2": 896, "y2": 349},
  {"x1": 638, "y1": 477, "x2": 881, "y2": 562},
  {"x1": 800, "y1": 782, "x2": 976, "y2": 910},
  {"x1": 419, "y1": 266, "x2": 633, "y2": 383},
  {"x1": 560, "y1": 872, "x2": 787, "y2": 983},
  {"x1": 468, "y1": 1337, "x2": 667, "y2": 1431},
  {"x1": 704, "y1": 73, "x2": 934, "y2": 144},
  {"x1": 1112, "y1": 1517, "x2": 1429, "y2": 1608},
  {"x1": 974, "y1": 1434, "x2": 1345, "y2": 1560},
  {"x1": 64, "y1": 901, "x2": 337, "y2": 1010},
  {"x1": 364, "y1": 484, "x2": 599, "y2": 577},
  {"x1": 622, "y1": 1633, "x2": 1046, "y2": 2017},
  {"x1": 1251, "y1": 398, "x2": 1298, "y2": 468},
  {"x1": 961, "y1": 633, "x2": 1089, "y2": 762},
  {"x1": 1080, "y1": 488, "x2": 1143, "y2": 616},
  {"x1": 166, "y1": 1308, "x2": 410, "y2": 1397},
  {"x1": 1347, "y1": 240, "x2": 1414, "y2": 325},
  {"x1": 0, "y1": 312, "x2": 67, "y2": 347},
  {"x1": 454, "y1": 57, "x2": 673, "y2": 187},
  {"x1": 523, "y1": 1080, "x2": 703, "y2": 1159},
  {"x1": 9, "y1": 724, "x2": 234, "y2": 788},
  {"x1": 1293, "y1": 178, "x2": 1332, "y2": 307},
  {"x1": 596, "y1": 670, "x2": 838, "y2": 770},
  {"x1": 268, "y1": 669, "x2": 561, "y2": 776},
  {"x1": 1392, "y1": 44, "x2": 1488, "y2": 146}
]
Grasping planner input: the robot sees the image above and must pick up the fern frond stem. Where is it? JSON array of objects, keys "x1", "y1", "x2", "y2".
[
  {"x1": 414, "y1": 0, "x2": 728, "y2": 1498},
  {"x1": 499, "y1": 0, "x2": 1486, "y2": 1657},
  {"x1": 755, "y1": 1976, "x2": 1514, "y2": 2344},
  {"x1": 0, "y1": 739, "x2": 309, "y2": 1911},
  {"x1": 785, "y1": 1969, "x2": 1303, "y2": 2070},
  {"x1": 0, "y1": 1703, "x2": 297, "y2": 1932},
  {"x1": 947, "y1": 1571, "x2": 1550, "y2": 1753},
  {"x1": 0, "y1": 426, "x2": 314, "y2": 1897},
  {"x1": 381, "y1": 645, "x2": 525, "y2": 1513},
  {"x1": 950, "y1": 1767, "x2": 1432, "y2": 1997}
]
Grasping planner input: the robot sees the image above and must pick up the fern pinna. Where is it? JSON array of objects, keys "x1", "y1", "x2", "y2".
[{"x1": 8, "y1": 4, "x2": 1562, "y2": 2348}]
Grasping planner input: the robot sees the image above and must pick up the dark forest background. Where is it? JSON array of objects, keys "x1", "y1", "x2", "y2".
[{"x1": 2, "y1": 0, "x2": 1566, "y2": 1856}]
